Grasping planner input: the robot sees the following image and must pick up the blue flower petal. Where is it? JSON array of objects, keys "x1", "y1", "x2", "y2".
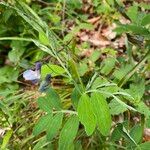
[{"x1": 23, "y1": 70, "x2": 40, "y2": 81}]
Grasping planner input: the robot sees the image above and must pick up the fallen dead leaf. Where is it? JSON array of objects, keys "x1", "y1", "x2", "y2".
[
  {"x1": 101, "y1": 23, "x2": 117, "y2": 40},
  {"x1": 87, "y1": 16, "x2": 101, "y2": 24}
]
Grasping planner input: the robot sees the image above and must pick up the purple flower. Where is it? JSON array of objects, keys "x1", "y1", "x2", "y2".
[{"x1": 23, "y1": 62, "x2": 42, "y2": 84}]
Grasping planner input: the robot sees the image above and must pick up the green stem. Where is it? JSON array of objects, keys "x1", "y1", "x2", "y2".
[{"x1": 118, "y1": 50, "x2": 150, "y2": 87}]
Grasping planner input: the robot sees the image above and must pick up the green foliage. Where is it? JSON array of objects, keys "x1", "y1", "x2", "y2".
[
  {"x1": 91, "y1": 92, "x2": 111, "y2": 136},
  {"x1": 109, "y1": 99, "x2": 127, "y2": 115},
  {"x1": 46, "y1": 113, "x2": 63, "y2": 141},
  {"x1": 129, "y1": 124, "x2": 143, "y2": 145},
  {"x1": 58, "y1": 115, "x2": 79, "y2": 150},
  {"x1": 0, "y1": 0, "x2": 150, "y2": 149},
  {"x1": 100, "y1": 57, "x2": 116, "y2": 75},
  {"x1": 33, "y1": 113, "x2": 53, "y2": 136},
  {"x1": 0, "y1": 130, "x2": 13, "y2": 149},
  {"x1": 41, "y1": 64, "x2": 65, "y2": 77},
  {"x1": 137, "y1": 142, "x2": 150, "y2": 150},
  {"x1": 77, "y1": 94, "x2": 96, "y2": 136}
]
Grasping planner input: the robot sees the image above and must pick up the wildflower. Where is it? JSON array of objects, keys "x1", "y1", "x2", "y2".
[{"x1": 23, "y1": 62, "x2": 42, "y2": 84}]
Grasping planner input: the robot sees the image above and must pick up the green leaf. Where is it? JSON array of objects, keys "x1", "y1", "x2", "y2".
[
  {"x1": 68, "y1": 59, "x2": 81, "y2": 82},
  {"x1": 68, "y1": 59, "x2": 84, "y2": 88},
  {"x1": 46, "y1": 113, "x2": 63, "y2": 141},
  {"x1": 111, "y1": 127, "x2": 122, "y2": 142},
  {"x1": 113, "y1": 64, "x2": 133, "y2": 81},
  {"x1": 89, "y1": 50, "x2": 101, "y2": 62},
  {"x1": 8, "y1": 49, "x2": 24, "y2": 63},
  {"x1": 74, "y1": 140, "x2": 83, "y2": 150},
  {"x1": 78, "y1": 62, "x2": 88, "y2": 76},
  {"x1": 101, "y1": 57, "x2": 116, "y2": 75},
  {"x1": 77, "y1": 94, "x2": 96, "y2": 136},
  {"x1": 37, "y1": 97, "x2": 52, "y2": 113},
  {"x1": 1, "y1": 129, "x2": 13, "y2": 149},
  {"x1": 33, "y1": 136, "x2": 47, "y2": 150},
  {"x1": 3, "y1": 9, "x2": 13, "y2": 22},
  {"x1": 139, "y1": 2, "x2": 150, "y2": 10},
  {"x1": 141, "y1": 14, "x2": 150, "y2": 26},
  {"x1": 91, "y1": 92, "x2": 112, "y2": 136},
  {"x1": 117, "y1": 123, "x2": 138, "y2": 146},
  {"x1": 46, "y1": 88, "x2": 62, "y2": 110},
  {"x1": 129, "y1": 124, "x2": 142, "y2": 145},
  {"x1": 39, "y1": 32, "x2": 49, "y2": 45},
  {"x1": 58, "y1": 115, "x2": 79, "y2": 150},
  {"x1": 126, "y1": 24, "x2": 150, "y2": 36},
  {"x1": 125, "y1": 79, "x2": 145, "y2": 100},
  {"x1": 136, "y1": 101, "x2": 150, "y2": 118},
  {"x1": 114, "y1": 24, "x2": 150, "y2": 36},
  {"x1": 109, "y1": 99, "x2": 127, "y2": 115},
  {"x1": 126, "y1": 5, "x2": 138, "y2": 23},
  {"x1": 41, "y1": 64, "x2": 65, "y2": 77},
  {"x1": 145, "y1": 118, "x2": 150, "y2": 128},
  {"x1": 137, "y1": 142, "x2": 150, "y2": 150},
  {"x1": 33, "y1": 113, "x2": 53, "y2": 136},
  {"x1": 71, "y1": 85, "x2": 82, "y2": 109}
]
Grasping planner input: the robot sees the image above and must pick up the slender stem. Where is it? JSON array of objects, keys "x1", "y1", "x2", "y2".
[
  {"x1": 118, "y1": 50, "x2": 150, "y2": 87},
  {"x1": 106, "y1": 142, "x2": 126, "y2": 149},
  {"x1": 0, "y1": 37, "x2": 33, "y2": 42}
]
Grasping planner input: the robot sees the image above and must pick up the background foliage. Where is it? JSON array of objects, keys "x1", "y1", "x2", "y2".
[{"x1": 0, "y1": 0, "x2": 150, "y2": 149}]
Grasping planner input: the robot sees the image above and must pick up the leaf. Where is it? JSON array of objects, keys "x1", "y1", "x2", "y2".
[
  {"x1": 77, "y1": 94, "x2": 96, "y2": 136},
  {"x1": 3, "y1": 9, "x2": 13, "y2": 22},
  {"x1": 136, "y1": 101, "x2": 150, "y2": 118},
  {"x1": 139, "y1": 2, "x2": 150, "y2": 10},
  {"x1": 136, "y1": 142, "x2": 150, "y2": 150},
  {"x1": 65, "y1": 0, "x2": 82, "y2": 9},
  {"x1": 109, "y1": 99, "x2": 127, "y2": 115},
  {"x1": 74, "y1": 140, "x2": 83, "y2": 150},
  {"x1": 71, "y1": 85, "x2": 82, "y2": 109},
  {"x1": 91, "y1": 77, "x2": 108, "y2": 90},
  {"x1": 125, "y1": 79, "x2": 145, "y2": 100},
  {"x1": 33, "y1": 136, "x2": 47, "y2": 150},
  {"x1": 141, "y1": 14, "x2": 150, "y2": 26},
  {"x1": 117, "y1": 123, "x2": 138, "y2": 146},
  {"x1": 39, "y1": 32, "x2": 49, "y2": 45},
  {"x1": 58, "y1": 115, "x2": 79, "y2": 150},
  {"x1": 129, "y1": 124, "x2": 142, "y2": 145},
  {"x1": 46, "y1": 88, "x2": 62, "y2": 110},
  {"x1": 111, "y1": 127, "x2": 122, "y2": 142},
  {"x1": 1, "y1": 129, "x2": 13, "y2": 149},
  {"x1": 113, "y1": 64, "x2": 133, "y2": 81},
  {"x1": 89, "y1": 50, "x2": 101, "y2": 62},
  {"x1": 114, "y1": 24, "x2": 150, "y2": 36},
  {"x1": 33, "y1": 113, "x2": 53, "y2": 136},
  {"x1": 8, "y1": 49, "x2": 24, "y2": 63},
  {"x1": 145, "y1": 118, "x2": 150, "y2": 128},
  {"x1": 41, "y1": 64, "x2": 65, "y2": 77},
  {"x1": 46, "y1": 113, "x2": 63, "y2": 141},
  {"x1": 126, "y1": 5, "x2": 138, "y2": 23},
  {"x1": 91, "y1": 92, "x2": 112, "y2": 136},
  {"x1": 78, "y1": 62, "x2": 88, "y2": 76},
  {"x1": 37, "y1": 97, "x2": 52, "y2": 113},
  {"x1": 126, "y1": 25, "x2": 150, "y2": 36},
  {"x1": 101, "y1": 57, "x2": 116, "y2": 75},
  {"x1": 68, "y1": 59, "x2": 81, "y2": 83}
]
